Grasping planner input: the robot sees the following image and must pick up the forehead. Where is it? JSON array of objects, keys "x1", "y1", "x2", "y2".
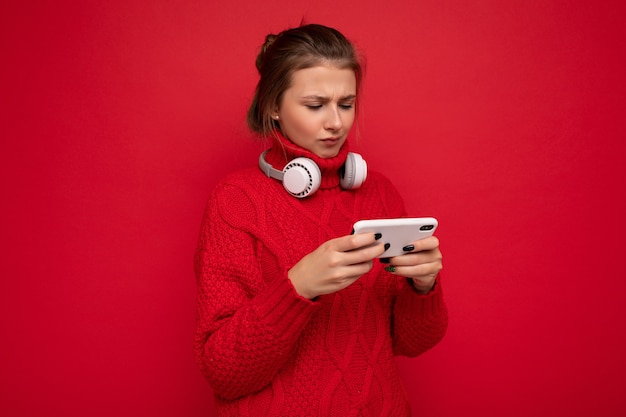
[{"x1": 287, "y1": 65, "x2": 356, "y2": 96}]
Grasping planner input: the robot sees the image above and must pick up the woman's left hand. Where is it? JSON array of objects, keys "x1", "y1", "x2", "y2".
[{"x1": 382, "y1": 236, "x2": 442, "y2": 294}]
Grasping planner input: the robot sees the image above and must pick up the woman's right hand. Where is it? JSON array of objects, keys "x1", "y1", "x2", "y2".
[{"x1": 288, "y1": 233, "x2": 386, "y2": 299}]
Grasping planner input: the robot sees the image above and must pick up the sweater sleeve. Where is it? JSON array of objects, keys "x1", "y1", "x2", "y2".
[
  {"x1": 391, "y1": 277, "x2": 448, "y2": 357},
  {"x1": 194, "y1": 181, "x2": 319, "y2": 401}
]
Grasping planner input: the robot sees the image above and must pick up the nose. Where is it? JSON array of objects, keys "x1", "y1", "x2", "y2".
[{"x1": 324, "y1": 106, "x2": 343, "y2": 131}]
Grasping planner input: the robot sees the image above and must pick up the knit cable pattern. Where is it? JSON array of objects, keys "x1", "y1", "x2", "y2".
[{"x1": 194, "y1": 138, "x2": 448, "y2": 416}]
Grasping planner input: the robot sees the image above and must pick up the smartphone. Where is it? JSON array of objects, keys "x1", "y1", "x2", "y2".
[{"x1": 352, "y1": 217, "x2": 438, "y2": 257}]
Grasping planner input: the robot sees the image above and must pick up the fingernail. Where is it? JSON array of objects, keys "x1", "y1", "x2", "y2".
[
  {"x1": 374, "y1": 233, "x2": 382, "y2": 240},
  {"x1": 403, "y1": 244, "x2": 414, "y2": 252},
  {"x1": 351, "y1": 228, "x2": 355, "y2": 235},
  {"x1": 385, "y1": 265, "x2": 396, "y2": 273},
  {"x1": 384, "y1": 243, "x2": 390, "y2": 251},
  {"x1": 380, "y1": 257, "x2": 390, "y2": 264}
]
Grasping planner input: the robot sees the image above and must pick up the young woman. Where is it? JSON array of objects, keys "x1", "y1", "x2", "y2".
[{"x1": 195, "y1": 24, "x2": 448, "y2": 416}]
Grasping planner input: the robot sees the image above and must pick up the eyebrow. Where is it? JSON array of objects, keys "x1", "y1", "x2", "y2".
[{"x1": 301, "y1": 94, "x2": 356, "y2": 101}]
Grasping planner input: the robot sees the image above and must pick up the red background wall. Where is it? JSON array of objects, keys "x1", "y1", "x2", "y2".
[{"x1": 2, "y1": 0, "x2": 625, "y2": 416}]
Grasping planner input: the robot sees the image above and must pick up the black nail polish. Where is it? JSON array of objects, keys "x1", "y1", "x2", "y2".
[
  {"x1": 351, "y1": 228, "x2": 355, "y2": 235},
  {"x1": 403, "y1": 244, "x2": 415, "y2": 252},
  {"x1": 380, "y1": 257, "x2": 390, "y2": 264},
  {"x1": 384, "y1": 243, "x2": 390, "y2": 251},
  {"x1": 374, "y1": 233, "x2": 382, "y2": 240}
]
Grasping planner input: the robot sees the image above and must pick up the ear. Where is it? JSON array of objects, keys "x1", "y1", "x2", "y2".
[{"x1": 271, "y1": 109, "x2": 280, "y2": 121}]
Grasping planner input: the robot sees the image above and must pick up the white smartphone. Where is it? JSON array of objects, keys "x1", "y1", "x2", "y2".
[{"x1": 352, "y1": 217, "x2": 438, "y2": 257}]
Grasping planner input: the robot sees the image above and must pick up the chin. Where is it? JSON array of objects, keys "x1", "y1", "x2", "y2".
[
  {"x1": 316, "y1": 150, "x2": 340, "y2": 159},
  {"x1": 315, "y1": 142, "x2": 345, "y2": 159}
]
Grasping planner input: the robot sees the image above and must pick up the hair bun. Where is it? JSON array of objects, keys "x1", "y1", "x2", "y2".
[
  {"x1": 264, "y1": 34, "x2": 278, "y2": 49},
  {"x1": 255, "y1": 34, "x2": 278, "y2": 73}
]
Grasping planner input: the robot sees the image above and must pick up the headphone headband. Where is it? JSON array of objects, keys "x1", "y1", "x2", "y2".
[
  {"x1": 258, "y1": 151, "x2": 284, "y2": 181},
  {"x1": 258, "y1": 150, "x2": 367, "y2": 198}
]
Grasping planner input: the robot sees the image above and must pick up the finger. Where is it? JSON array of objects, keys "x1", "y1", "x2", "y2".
[
  {"x1": 334, "y1": 232, "x2": 382, "y2": 253},
  {"x1": 388, "y1": 249, "x2": 442, "y2": 267},
  {"x1": 385, "y1": 261, "x2": 441, "y2": 278},
  {"x1": 339, "y1": 260, "x2": 375, "y2": 280},
  {"x1": 344, "y1": 241, "x2": 387, "y2": 265},
  {"x1": 403, "y1": 236, "x2": 440, "y2": 253}
]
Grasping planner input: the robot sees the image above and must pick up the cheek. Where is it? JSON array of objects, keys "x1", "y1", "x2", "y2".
[
  {"x1": 346, "y1": 113, "x2": 356, "y2": 129},
  {"x1": 286, "y1": 110, "x2": 319, "y2": 135}
]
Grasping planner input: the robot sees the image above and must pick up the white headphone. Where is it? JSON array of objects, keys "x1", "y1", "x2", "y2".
[{"x1": 258, "y1": 150, "x2": 367, "y2": 198}]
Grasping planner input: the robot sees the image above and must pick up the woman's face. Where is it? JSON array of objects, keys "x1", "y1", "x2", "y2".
[{"x1": 274, "y1": 64, "x2": 356, "y2": 158}]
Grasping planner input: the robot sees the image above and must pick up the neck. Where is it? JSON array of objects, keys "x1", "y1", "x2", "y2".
[{"x1": 263, "y1": 132, "x2": 349, "y2": 190}]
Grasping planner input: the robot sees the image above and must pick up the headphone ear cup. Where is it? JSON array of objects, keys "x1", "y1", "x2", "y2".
[
  {"x1": 340, "y1": 152, "x2": 367, "y2": 190},
  {"x1": 282, "y1": 157, "x2": 321, "y2": 198}
]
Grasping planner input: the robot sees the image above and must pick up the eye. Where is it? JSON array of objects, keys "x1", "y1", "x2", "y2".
[
  {"x1": 339, "y1": 103, "x2": 354, "y2": 110},
  {"x1": 305, "y1": 104, "x2": 323, "y2": 110}
]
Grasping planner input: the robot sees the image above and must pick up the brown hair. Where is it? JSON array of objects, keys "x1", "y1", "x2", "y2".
[{"x1": 247, "y1": 24, "x2": 363, "y2": 138}]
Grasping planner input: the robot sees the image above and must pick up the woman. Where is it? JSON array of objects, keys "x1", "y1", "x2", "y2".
[{"x1": 195, "y1": 23, "x2": 448, "y2": 416}]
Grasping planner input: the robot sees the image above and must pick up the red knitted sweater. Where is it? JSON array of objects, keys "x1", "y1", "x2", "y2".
[{"x1": 194, "y1": 135, "x2": 448, "y2": 417}]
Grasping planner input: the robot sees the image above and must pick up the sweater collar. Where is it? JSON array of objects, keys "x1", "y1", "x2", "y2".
[{"x1": 263, "y1": 132, "x2": 349, "y2": 190}]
